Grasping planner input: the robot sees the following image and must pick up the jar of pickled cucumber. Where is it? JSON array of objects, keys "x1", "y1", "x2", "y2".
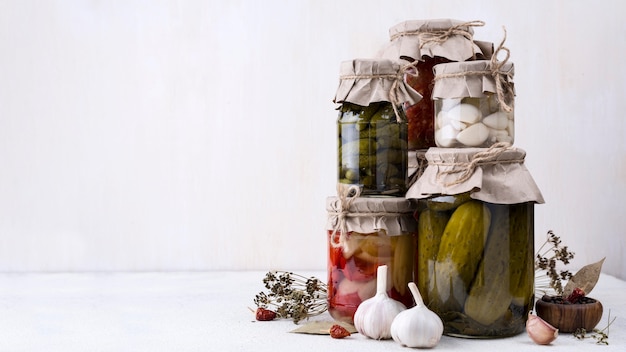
[
  {"x1": 432, "y1": 60, "x2": 515, "y2": 148},
  {"x1": 406, "y1": 146, "x2": 544, "y2": 338},
  {"x1": 326, "y1": 186, "x2": 418, "y2": 323},
  {"x1": 378, "y1": 19, "x2": 491, "y2": 150},
  {"x1": 334, "y1": 59, "x2": 422, "y2": 196}
]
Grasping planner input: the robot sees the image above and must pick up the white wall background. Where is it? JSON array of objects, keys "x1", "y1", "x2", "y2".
[{"x1": 1, "y1": 0, "x2": 624, "y2": 279}]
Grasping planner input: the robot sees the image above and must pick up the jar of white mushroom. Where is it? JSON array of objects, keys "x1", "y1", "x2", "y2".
[{"x1": 432, "y1": 61, "x2": 515, "y2": 148}]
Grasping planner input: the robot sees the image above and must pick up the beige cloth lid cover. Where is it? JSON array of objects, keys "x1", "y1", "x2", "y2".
[
  {"x1": 405, "y1": 146, "x2": 545, "y2": 205},
  {"x1": 333, "y1": 59, "x2": 422, "y2": 107},
  {"x1": 326, "y1": 195, "x2": 418, "y2": 235},
  {"x1": 432, "y1": 60, "x2": 515, "y2": 99},
  {"x1": 379, "y1": 19, "x2": 487, "y2": 62}
]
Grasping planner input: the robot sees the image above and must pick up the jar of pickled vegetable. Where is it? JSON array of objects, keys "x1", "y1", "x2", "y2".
[
  {"x1": 338, "y1": 101, "x2": 408, "y2": 196},
  {"x1": 326, "y1": 185, "x2": 418, "y2": 323},
  {"x1": 334, "y1": 59, "x2": 421, "y2": 196},
  {"x1": 432, "y1": 60, "x2": 515, "y2": 148},
  {"x1": 378, "y1": 19, "x2": 490, "y2": 150},
  {"x1": 406, "y1": 146, "x2": 544, "y2": 338}
]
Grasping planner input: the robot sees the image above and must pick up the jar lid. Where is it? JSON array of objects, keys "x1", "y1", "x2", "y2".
[
  {"x1": 432, "y1": 60, "x2": 515, "y2": 100},
  {"x1": 406, "y1": 145, "x2": 544, "y2": 204},
  {"x1": 326, "y1": 191, "x2": 418, "y2": 235},
  {"x1": 333, "y1": 59, "x2": 422, "y2": 108},
  {"x1": 378, "y1": 19, "x2": 487, "y2": 62}
]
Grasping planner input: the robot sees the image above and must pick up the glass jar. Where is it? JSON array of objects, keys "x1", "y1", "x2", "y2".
[
  {"x1": 379, "y1": 19, "x2": 489, "y2": 150},
  {"x1": 326, "y1": 194, "x2": 418, "y2": 323},
  {"x1": 338, "y1": 101, "x2": 408, "y2": 196},
  {"x1": 417, "y1": 193, "x2": 534, "y2": 337},
  {"x1": 432, "y1": 60, "x2": 515, "y2": 148},
  {"x1": 403, "y1": 57, "x2": 451, "y2": 150},
  {"x1": 406, "y1": 147, "x2": 544, "y2": 338}
]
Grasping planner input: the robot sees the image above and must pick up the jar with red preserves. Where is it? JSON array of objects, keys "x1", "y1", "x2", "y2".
[
  {"x1": 326, "y1": 185, "x2": 418, "y2": 323},
  {"x1": 378, "y1": 19, "x2": 490, "y2": 150}
]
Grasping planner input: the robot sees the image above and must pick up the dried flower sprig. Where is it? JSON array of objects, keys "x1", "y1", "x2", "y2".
[
  {"x1": 253, "y1": 271, "x2": 328, "y2": 324},
  {"x1": 535, "y1": 230, "x2": 575, "y2": 296},
  {"x1": 574, "y1": 310, "x2": 616, "y2": 345}
]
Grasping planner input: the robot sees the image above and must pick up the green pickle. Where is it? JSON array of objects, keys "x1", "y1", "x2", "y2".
[
  {"x1": 338, "y1": 102, "x2": 408, "y2": 195},
  {"x1": 417, "y1": 194, "x2": 535, "y2": 338}
]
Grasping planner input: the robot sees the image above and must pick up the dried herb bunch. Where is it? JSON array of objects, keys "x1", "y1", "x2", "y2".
[
  {"x1": 253, "y1": 271, "x2": 328, "y2": 323},
  {"x1": 574, "y1": 311, "x2": 616, "y2": 345},
  {"x1": 535, "y1": 230, "x2": 575, "y2": 296}
]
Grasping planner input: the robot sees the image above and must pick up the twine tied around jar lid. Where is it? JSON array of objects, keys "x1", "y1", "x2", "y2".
[
  {"x1": 389, "y1": 20, "x2": 485, "y2": 53},
  {"x1": 338, "y1": 63, "x2": 418, "y2": 124},
  {"x1": 329, "y1": 184, "x2": 362, "y2": 249},
  {"x1": 433, "y1": 27, "x2": 514, "y2": 112},
  {"x1": 328, "y1": 184, "x2": 415, "y2": 249},
  {"x1": 433, "y1": 142, "x2": 524, "y2": 187}
]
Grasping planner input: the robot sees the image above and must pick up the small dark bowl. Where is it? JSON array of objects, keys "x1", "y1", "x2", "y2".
[{"x1": 535, "y1": 295, "x2": 603, "y2": 333}]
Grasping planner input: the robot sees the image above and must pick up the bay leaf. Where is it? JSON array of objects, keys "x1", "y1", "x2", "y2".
[
  {"x1": 562, "y1": 257, "x2": 605, "y2": 297},
  {"x1": 290, "y1": 321, "x2": 357, "y2": 335}
]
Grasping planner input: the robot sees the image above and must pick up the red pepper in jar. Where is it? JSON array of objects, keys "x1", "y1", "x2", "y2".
[
  {"x1": 405, "y1": 57, "x2": 450, "y2": 150},
  {"x1": 327, "y1": 230, "x2": 415, "y2": 323}
]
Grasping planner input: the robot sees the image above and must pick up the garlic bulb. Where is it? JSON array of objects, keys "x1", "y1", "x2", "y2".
[
  {"x1": 390, "y1": 282, "x2": 443, "y2": 348},
  {"x1": 353, "y1": 265, "x2": 406, "y2": 340},
  {"x1": 526, "y1": 312, "x2": 558, "y2": 345}
]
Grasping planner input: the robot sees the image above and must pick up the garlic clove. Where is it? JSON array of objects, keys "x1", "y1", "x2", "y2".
[
  {"x1": 353, "y1": 265, "x2": 406, "y2": 340},
  {"x1": 447, "y1": 103, "x2": 482, "y2": 124},
  {"x1": 435, "y1": 124, "x2": 459, "y2": 147},
  {"x1": 449, "y1": 119, "x2": 467, "y2": 131},
  {"x1": 526, "y1": 312, "x2": 559, "y2": 345},
  {"x1": 456, "y1": 122, "x2": 490, "y2": 146},
  {"x1": 482, "y1": 111, "x2": 509, "y2": 130},
  {"x1": 436, "y1": 110, "x2": 449, "y2": 129}
]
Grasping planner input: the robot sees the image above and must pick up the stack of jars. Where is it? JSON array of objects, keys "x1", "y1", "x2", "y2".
[
  {"x1": 326, "y1": 19, "x2": 545, "y2": 339},
  {"x1": 326, "y1": 19, "x2": 489, "y2": 325},
  {"x1": 325, "y1": 59, "x2": 421, "y2": 324}
]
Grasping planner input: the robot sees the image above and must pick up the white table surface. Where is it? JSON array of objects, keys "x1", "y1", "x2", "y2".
[{"x1": 1, "y1": 270, "x2": 624, "y2": 351}]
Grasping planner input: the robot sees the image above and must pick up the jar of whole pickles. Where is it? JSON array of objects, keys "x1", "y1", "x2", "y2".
[
  {"x1": 432, "y1": 60, "x2": 515, "y2": 148},
  {"x1": 378, "y1": 19, "x2": 491, "y2": 150},
  {"x1": 406, "y1": 146, "x2": 544, "y2": 338},
  {"x1": 326, "y1": 185, "x2": 418, "y2": 323},
  {"x1": 334, "y1": 59, "x2": 421, "y2": 196}
]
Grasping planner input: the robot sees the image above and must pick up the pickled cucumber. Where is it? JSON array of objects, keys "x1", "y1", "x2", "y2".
[
  {"x1": 391, "y1": 234, "x2": 415, "y2": 296},
  {"x1": 337, "y1": 102, "x2": 407, "y2": 195},
  {"x1": 463, "y1": 206, "x2": 511, "y2": 326},
  {"x1": 508, "y1": 203, "x2": 534, "y2": 307},
  {"x1": 417, "y1": 209, "x2": 450, "y2": 305},
  {"x1": 432, "y1": 200, "x2": 491, "y2": 313},
  {"x1": 340, "y1": 138, "x2": 375, "y2": 156}
]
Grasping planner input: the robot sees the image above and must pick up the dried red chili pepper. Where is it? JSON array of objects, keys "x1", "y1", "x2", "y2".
[
  {"x1": 565, "y1": 287, "x2": 586, "y2": 304},
  {"x1": 255, "y1": 307, "x2": 277, "y2": 321},
  {"x1": 330, "y1": 324, "x2": 351, "y2": 339}
]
